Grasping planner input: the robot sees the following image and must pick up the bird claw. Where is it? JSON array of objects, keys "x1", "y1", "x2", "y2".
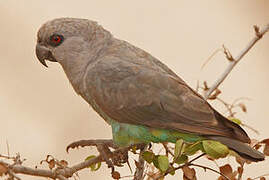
[{"x1": 66, "y1": 139, "x2": 118, "y2": 153}]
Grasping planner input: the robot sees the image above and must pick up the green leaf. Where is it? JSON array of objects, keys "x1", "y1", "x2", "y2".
[
  {"x1": 168, "y1": 166, "x2": 176, "y2": 175},
  {"x1": 184, "y1": 141, "x2": 203, "y2": 155},
  {"x1": 142, "y1": 151, "x2": 155, "y2": 164},
  {"x1": 229, "y1": 118, "x2": 242, "y2": 125},
  {"x1": 153, "y1": 155, "x2": 159, "y2": 169},
  {"x1": 174, "y1": 139, "x2": 184, "y2": 160},
  {"x1": 157, "y1": 155, "x2": 169, "y2": 172},
  {"x1": 85, "y1": 155, "x2": 102, "y2": 171},
  {"x1": 202, "y1": 140, "x2": 229, "y2": 159},
  {"x1": 175, "y1": 154, "x2": 188, "y2": 165}
]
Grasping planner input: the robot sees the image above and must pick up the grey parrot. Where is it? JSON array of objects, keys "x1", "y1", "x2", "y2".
[{"x1": 35, "y1": 18, "x2": 264, "y2": 162}]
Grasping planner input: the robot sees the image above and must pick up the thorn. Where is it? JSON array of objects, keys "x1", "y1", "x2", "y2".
[
  {"x1": 203, "y1": 81, "x2": 209, "y2": 90},
  {"x1": 254, "y1": 25, "x2": 262, "y2": 38},
  {"x1": 222, "y1": 45, "x2": 234, "y2": 62}
]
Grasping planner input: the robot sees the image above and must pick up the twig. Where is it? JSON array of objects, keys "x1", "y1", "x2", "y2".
[
  {"x1": 134, "y1": 145, "x2": 147, "y2": 180},
  {"x1": 6, "y1": 140, "x2": 10, "y2": 157},
  {"x1": 188, "y1": 153, "x2": 206, "y2": 164},
  {"x1": 162, "y1": 143, "x2": 174, "y2": 156},
  {"x1": 251, "y1": 173, "x2": 269, "y2": 180},
  {"x1": 201, "y1": 48, "x2": 223, "y2": 69},
  {"x1": 237, "y1": 164, "x2": 244, "y2": 180},
  {"x1": 205, "y1": 23, "x2": 269, "y2": 99},
  {"x1": 57, "y1": 174, "x2": 68, "y2": 180},
  {"x1": 7, "y1": 169, "x2": 21, "y2": 180},
  {"x1": 216, "y1": 97, "x2": 234, "y2": 117},
  {"x1": 5, "y1": 155, "x2": 102, "y2": 179},
  {"x1": 189, "y1": 163, "x2": 230, "y2": 180}
]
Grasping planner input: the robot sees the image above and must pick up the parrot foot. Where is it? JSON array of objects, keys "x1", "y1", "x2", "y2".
[
  {"x1": 66, "y1": 139, "x2": 132, "y2": 172},
  {"x1": 66, "y1": 139, "x2": 147, "y2": 174}
]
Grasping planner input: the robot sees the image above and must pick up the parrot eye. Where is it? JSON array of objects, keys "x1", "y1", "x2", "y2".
[{"x1": 49, "y1": 34, "x2": 64, "y2": 46}]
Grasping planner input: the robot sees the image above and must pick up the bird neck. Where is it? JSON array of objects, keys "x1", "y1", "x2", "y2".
[{"x1": 63, "y1": 28, "x2": 113, "y2": 95}]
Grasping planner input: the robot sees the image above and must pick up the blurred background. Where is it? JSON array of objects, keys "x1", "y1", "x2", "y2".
[{"x1": 0, "y1": 0, "x2": 269, "y2": 179}]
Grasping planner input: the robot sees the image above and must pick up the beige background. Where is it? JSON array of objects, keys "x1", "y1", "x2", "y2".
[{"x1": 1, "y1": 0, "x2": 269, "y2": 179}]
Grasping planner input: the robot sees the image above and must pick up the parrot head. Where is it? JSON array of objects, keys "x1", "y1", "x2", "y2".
[{"x1": 35, "y1": 17, "x2": 109, "y2": 67}]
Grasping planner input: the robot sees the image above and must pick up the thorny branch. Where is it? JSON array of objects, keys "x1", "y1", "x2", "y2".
[
  {"x1": 205, "y1": 23, "x2": 269, "y2": 99},
  {"x1": 1, "y1": 23, "x2": 269, "y2": 180}
]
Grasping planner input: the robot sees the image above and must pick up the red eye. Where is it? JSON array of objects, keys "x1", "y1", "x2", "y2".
[{"x1": 50, "y1": 34, "x2": 64, "y2": 46}]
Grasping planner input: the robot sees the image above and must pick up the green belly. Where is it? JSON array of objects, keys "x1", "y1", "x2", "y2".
[{"x1": 111, "y1": 121, "x2": 204, "y2": 147}]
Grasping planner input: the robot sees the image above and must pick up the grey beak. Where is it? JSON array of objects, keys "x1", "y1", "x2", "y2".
[{"x1": 36, "y1": 44, "x2": 57, "y2": 67}]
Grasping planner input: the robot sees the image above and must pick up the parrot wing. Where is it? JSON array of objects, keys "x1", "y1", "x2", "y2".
[{"x1": 85, "y1": 57, "x2": 250, "y2": 143}]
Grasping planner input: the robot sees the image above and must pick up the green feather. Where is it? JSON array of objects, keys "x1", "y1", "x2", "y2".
[{"x1": 111, "y1": 121, "x2": 204, "y2": 147}]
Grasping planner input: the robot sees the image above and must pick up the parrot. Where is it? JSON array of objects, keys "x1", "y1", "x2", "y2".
[{"x1": 35, "y1": 17, "x2": 264, "y2": 162}]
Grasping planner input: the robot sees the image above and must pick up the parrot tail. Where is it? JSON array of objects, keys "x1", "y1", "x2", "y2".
[{"x1": 207, "y1": 136, "x2": 265, "y2": 162}]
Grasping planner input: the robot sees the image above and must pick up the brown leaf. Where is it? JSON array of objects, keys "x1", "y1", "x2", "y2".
[
  {"x1": 219, "y1": 164, "x2": 238, "y2": 180},
  {"x1": 0, "y1": 162, "x2": 8, "y2": 176},
  {"x1": 48, "y1": 159, "x2": 55, "y2": 169},
  {"x1": 238, "y1": 103, "x2": 247, "y2": 113},
  {"x1": 260, "y1": 177, "x2": 266, "y2": 180},
  {"x1": 220, "y1": 164, "x2": 232, "y2": 175},
  {"x1": 60, "y1": 160, "x2": 68, "y2": 167},
  {"x1": 182, "y1": 166, "x2": 196, "y2": 180},
  {"x1": 261, "y1": 138, "x2": 269, "y2": 144},
  {"x1": 261, "y1": 139, "x2": 269, "y2": 156},
  {"x1": 247, "y1": 178, "x2": 252, "y2": 180},
  {"x1": 237, "y1": 166, "x2": 243, "y2": 176},
  {"x1": 235, "y1": 156, "x2": 245, "y2": 167},
  {"x1": 112, "y1": 171, "x2": 120, "y2": 180},
  {"x1": 147, "y1": 172, "x2": 163, "y2": 180},
  {"x1": 263, "y1": 144, "x2": 269, "y2": 156}
]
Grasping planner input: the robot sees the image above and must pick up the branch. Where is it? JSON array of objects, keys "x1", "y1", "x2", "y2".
[
  {"x1": 189, "y1": 163, "x2": 229, "y2": 180},
  {"x1": 2, "y1": 155, "x2": 103, "y2": 179},
  {"x1": 205, "y1": 23, "x2": 269, "y2": 99},
  {"x1": 134, "y1": 145, "x2": 147, "y2": 180},
  {"x1": 1, "y1": 141, "x2": 147, "y2": 180}
]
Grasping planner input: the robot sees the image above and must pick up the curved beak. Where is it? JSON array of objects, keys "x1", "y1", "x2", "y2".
[{"x1": 35, "y1": 44, "x2": 57, "y2": 67}]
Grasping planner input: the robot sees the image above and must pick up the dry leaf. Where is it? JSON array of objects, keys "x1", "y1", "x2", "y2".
[
  {"x1": 237, "y1": 166, "x2": 243, "y2": 174},
  {"x1": 48, "y1": 159, "x2": 55, "y2": 169},
  {"x1": 147, "y1": 172, "x2": 163, "y2": 180},
  {"x1": 112, "y1": 171, "x2": 120, "y2": 180},
  {"x1": 182, "y1": 166, "x2": 196, "y2": 180},
  {"x1": 261, "y1": 139, "x2": 269, "y2": 156},
  {"x1": 60, "y1": 160, "x2": 68, "y2": 167},
  {"x1": 0, "y1": 162, "x2": 8, "y2": 176},
  {"x1": 263, "y1": 145, "x2": 269, "y2": 156},
  {"x1": 236, "y1": 156, "x2": 245, "y2": 167},
  {"x1": 218, "y1": 164, "x2": 238, "y2": 180},
  {"x1": 260, "y1": 177, "x2": 266, "y2": 180},
  {"x1": 220, "y1": 164, "x2": 232, "y2": 175}
]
